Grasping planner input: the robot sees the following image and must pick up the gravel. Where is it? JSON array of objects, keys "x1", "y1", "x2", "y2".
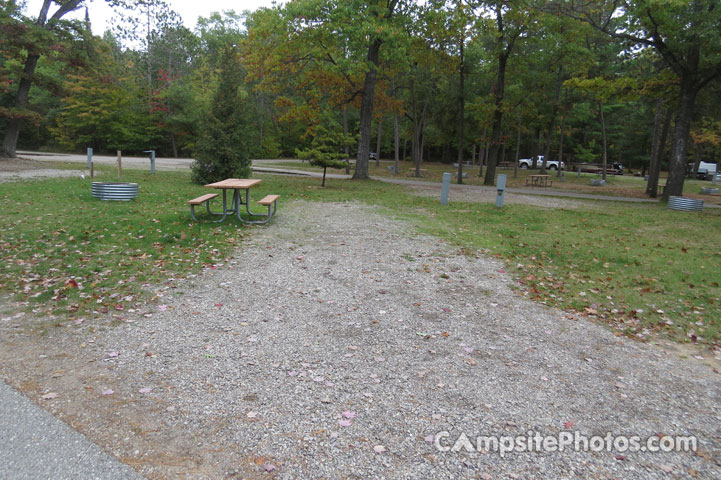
[{"x1": 1, "y1": 201, "x2": 720, "y2": 479}]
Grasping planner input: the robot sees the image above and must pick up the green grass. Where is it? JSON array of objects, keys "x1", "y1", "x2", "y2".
[{"x1": 1, "y1": 166, "x2": 719, "y2": 345}]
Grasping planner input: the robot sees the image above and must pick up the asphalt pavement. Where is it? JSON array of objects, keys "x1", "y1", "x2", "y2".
[{"x1": 0, "y1": 380, "x2": 145, "y2": 480}]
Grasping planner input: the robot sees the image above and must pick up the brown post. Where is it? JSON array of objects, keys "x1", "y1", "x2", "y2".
[
  {"x1": 117, "y1": 150, "x2": 122, "y2": 178},
  {"x1": 90, "y1": 162, "x2": 94, "y2": 179}
]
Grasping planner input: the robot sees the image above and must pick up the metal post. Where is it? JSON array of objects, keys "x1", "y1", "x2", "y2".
[
  {"x1": 144, "y1": 150, "x2": 156, "y2": 174},
  {"x1": 441, "y1": 172, "x2": 451, "y2": 205},
  {"x1": 86, "y1": 147, "x2": 92, "y2": 169},
  {"x1": 496, "y1": 174, "x2": 507, "y2": 208},
  {"x1": 577, "y1": 167, "x2": 581, "y2": 177}
]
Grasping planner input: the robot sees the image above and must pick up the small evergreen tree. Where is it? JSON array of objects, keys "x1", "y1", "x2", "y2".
[
  {"x1": 296, "y1": 117, "x2": 351, "y2": 187},
  {"x1": 191, "y1": 45, "x2": 251, "y2": 184}
]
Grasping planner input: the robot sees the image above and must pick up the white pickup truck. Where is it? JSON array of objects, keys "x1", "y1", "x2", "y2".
[
  {"x1": 518, "y1": 155, "x2": 565, "y2": 170},
  {"x1": 695, "y1": 161, "x2": 719, "y2": 180}
]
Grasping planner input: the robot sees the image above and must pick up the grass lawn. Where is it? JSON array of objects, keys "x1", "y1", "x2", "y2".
[{"x1": 1, "y1": 164, "x2": 719, "y2": 345}]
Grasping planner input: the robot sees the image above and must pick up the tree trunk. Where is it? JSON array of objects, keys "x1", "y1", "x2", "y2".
[
  {"x1": 456, "y1": 38, "x2": 465, "y2": 184},
  {"x1": 354, "y1": 37, "x2": 383, "y2": 179},
  {"x1": 514, "y1": 112, "x2": 521, "y2": 179},
  {"x1": 479, "y1": 128, "x2": 488, "y2": 176},
  {"x1": 375, "y1": 118, "x2": 382, "y2": 167},
  {"x1": 343, "y1": 106, "x2": 350, "y2": 174},
  {"x1": 599, "y1": 101, "x2": 608, "y2": 181},
  {"x1": 393, "y1": 112, "x2": 400, "y2": 174},
  {"x1": 2, "y1": 53, "x2": 41, "y2": 158},
  {"x1": 664, "y1": 74, "x2": 698, "y2": 199},
  {"x1": 2, "y1": 0, "x2": 82, "y2": 158},
  {"x1": 557, "y1": 113, "x2": 565, "y2": 178},
  {"x1": 483, "y1": 51, "x2": 508, "y2": 186},
  {"x1": 170, "y1": 133, "x2": 178, "y2": 158},
  {"x1": 646, "y1": 99, "x2": 665, "y2": 196}
]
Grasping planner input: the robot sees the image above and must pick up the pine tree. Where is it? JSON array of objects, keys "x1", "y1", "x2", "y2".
[{"x1": 191, "y1": 45, "x2": 251, "y2": 184}]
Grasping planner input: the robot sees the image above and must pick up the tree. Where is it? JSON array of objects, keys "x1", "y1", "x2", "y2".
[
  {"x1": 296, "y1": 115, "x2": 352, "y2": 187},
  {"x1": 190, "y1": 46, "x2": 251, "y2": 184},
  {"x1": 480, "y1": 1, "x2": 531, "y2": 186},
  {"x1": 2, "y1": 0, "x2": 86, "y2": 158},
  {"x1": 556, "y1": 0, "x2": 721, "y2": 199}
]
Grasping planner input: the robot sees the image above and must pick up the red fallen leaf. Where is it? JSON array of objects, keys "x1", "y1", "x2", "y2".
[
  {"x1": 563, "y1": 420, "x2": 574, "y2": 429},
  {"x1": 615, "y1": 455, "x2": 625, "y2": 461},
  {"x1": 498, "y1": 270, "x2": 505, "y2": 273},
  {"x1": 690, "y1": 334, "x2": 697, "y2": 343},
  {"x1": 214, "y1": 303, "x2": 224, "y2": 307},
  {"x1": 66, "y1": 279, "x2": 79, "y2": 288},
  {"x1": 114, "y1": 304, "x2": 124, "y2": 311},
  {"x1": 442, "y1": 307, "x2": 451, "y2": 313}
]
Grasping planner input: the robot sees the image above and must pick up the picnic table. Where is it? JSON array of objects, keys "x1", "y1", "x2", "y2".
[
  {"x1": 188, "y1": 178, "x2": 279, "y2": 224},
  {"x1": 526, "y1": 174, "x2": 552, "y2": 187}
]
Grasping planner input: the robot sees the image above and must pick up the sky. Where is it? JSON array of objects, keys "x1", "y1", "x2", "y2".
[{"x1": 23, "y1": 0, "x2": 283, "y2": 34}]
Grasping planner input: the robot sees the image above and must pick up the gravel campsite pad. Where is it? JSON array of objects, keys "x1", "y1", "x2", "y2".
[{"x1": 1, "y1": 201, "x2": 720, "y2": 479}]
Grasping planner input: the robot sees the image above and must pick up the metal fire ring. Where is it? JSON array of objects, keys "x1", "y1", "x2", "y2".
[{"x1": 91, "y1": 182, "x2": 139, "y2": 201}]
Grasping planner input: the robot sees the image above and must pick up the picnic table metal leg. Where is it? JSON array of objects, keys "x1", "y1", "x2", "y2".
[
  {"x1": 243, "y1": 188, "x2": 264, "y2": 217},
  {"x1": 213, "y1": 189, "x2": 229, "y2": 223}
]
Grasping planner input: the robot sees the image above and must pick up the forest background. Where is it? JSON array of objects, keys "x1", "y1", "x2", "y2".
[{"x1": 2, "y1": 0, "x2": 721, "y2": 197}]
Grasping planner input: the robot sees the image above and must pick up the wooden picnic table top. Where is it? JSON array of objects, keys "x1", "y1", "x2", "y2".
[
  {"x1": 205, "y1": 178, "x2": 262, "y2": 189},
  {"x1": 529, "y1": 174, "x2": 550, "y2": 178}
]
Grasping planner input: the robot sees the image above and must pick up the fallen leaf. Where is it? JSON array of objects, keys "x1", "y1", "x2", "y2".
[
  {"x1": 101, "y1": 389, "x2": 114, "y2": 396},
  {"x1": 563, "y1": 420, "x2": 574, "y2": 429},
  {"x1": 338, "y1": 419, "x2": 352, "y2": 427},
  {"x1": 342, "y1": 411, "x2": 356, "y2": 419},
  {"x1": 107, "y1": 351, "x2": 119, "y2": 358},
  {"x1": 139, "y1": 387, "x2": 152, "y2": 394},
  {"x1": 41, "y1": 392, "x2": 59, "y2": 400},
  {"x1": 373, "y1": 445, "x2": 386, "y2": 453},
  {"x1": 263, "y1": 463, "x2": 276, "y2": 472}
]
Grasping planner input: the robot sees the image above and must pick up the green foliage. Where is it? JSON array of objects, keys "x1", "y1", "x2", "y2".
[
  {"x1": 296, "y1": 115, "x2": 351, "y2": 185},
  {"x1": 190, "y1": 46, "x2": 251, "y2": 184}
]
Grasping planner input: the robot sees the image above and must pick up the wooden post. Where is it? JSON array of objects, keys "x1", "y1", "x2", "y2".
[
  {"x1": 90, "y1": 162, "x2": 94, "y2": 179},
  {"x1": 117, "y1": 150, "x2": 122, "y2": 179}
]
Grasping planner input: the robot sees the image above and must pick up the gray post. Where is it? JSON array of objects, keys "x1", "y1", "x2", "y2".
[
  {"x1": 713, "y1": 169, "x2": 718, "y2": 186},
  {"x1": 577, "y1": 167, "x2": 581, "y2": 177},
  {"x1": 147, "y1": 150, "x2": 156, "y2": 174},
  {"x1": 86, "y1": 147, "x2": 92, "y2": 169},
  {"x1": 496, "y1": 174, "x2": 507, "y2": 208},
  {"x1": 441, "y1": 172, "x2": 451, "y2": 206}
]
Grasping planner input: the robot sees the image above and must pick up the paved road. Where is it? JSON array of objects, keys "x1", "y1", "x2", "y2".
[{"x1": 0, "y1": 380, "x2": 145, "y2": 480}]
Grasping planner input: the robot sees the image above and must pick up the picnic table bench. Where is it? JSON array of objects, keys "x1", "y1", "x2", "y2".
[
  {"x1": 526, "y1": 174, "x2": 552, "y2": 187},
  {"x1": 407, "y1": 168, "x2": 429, "y2": 177}
]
